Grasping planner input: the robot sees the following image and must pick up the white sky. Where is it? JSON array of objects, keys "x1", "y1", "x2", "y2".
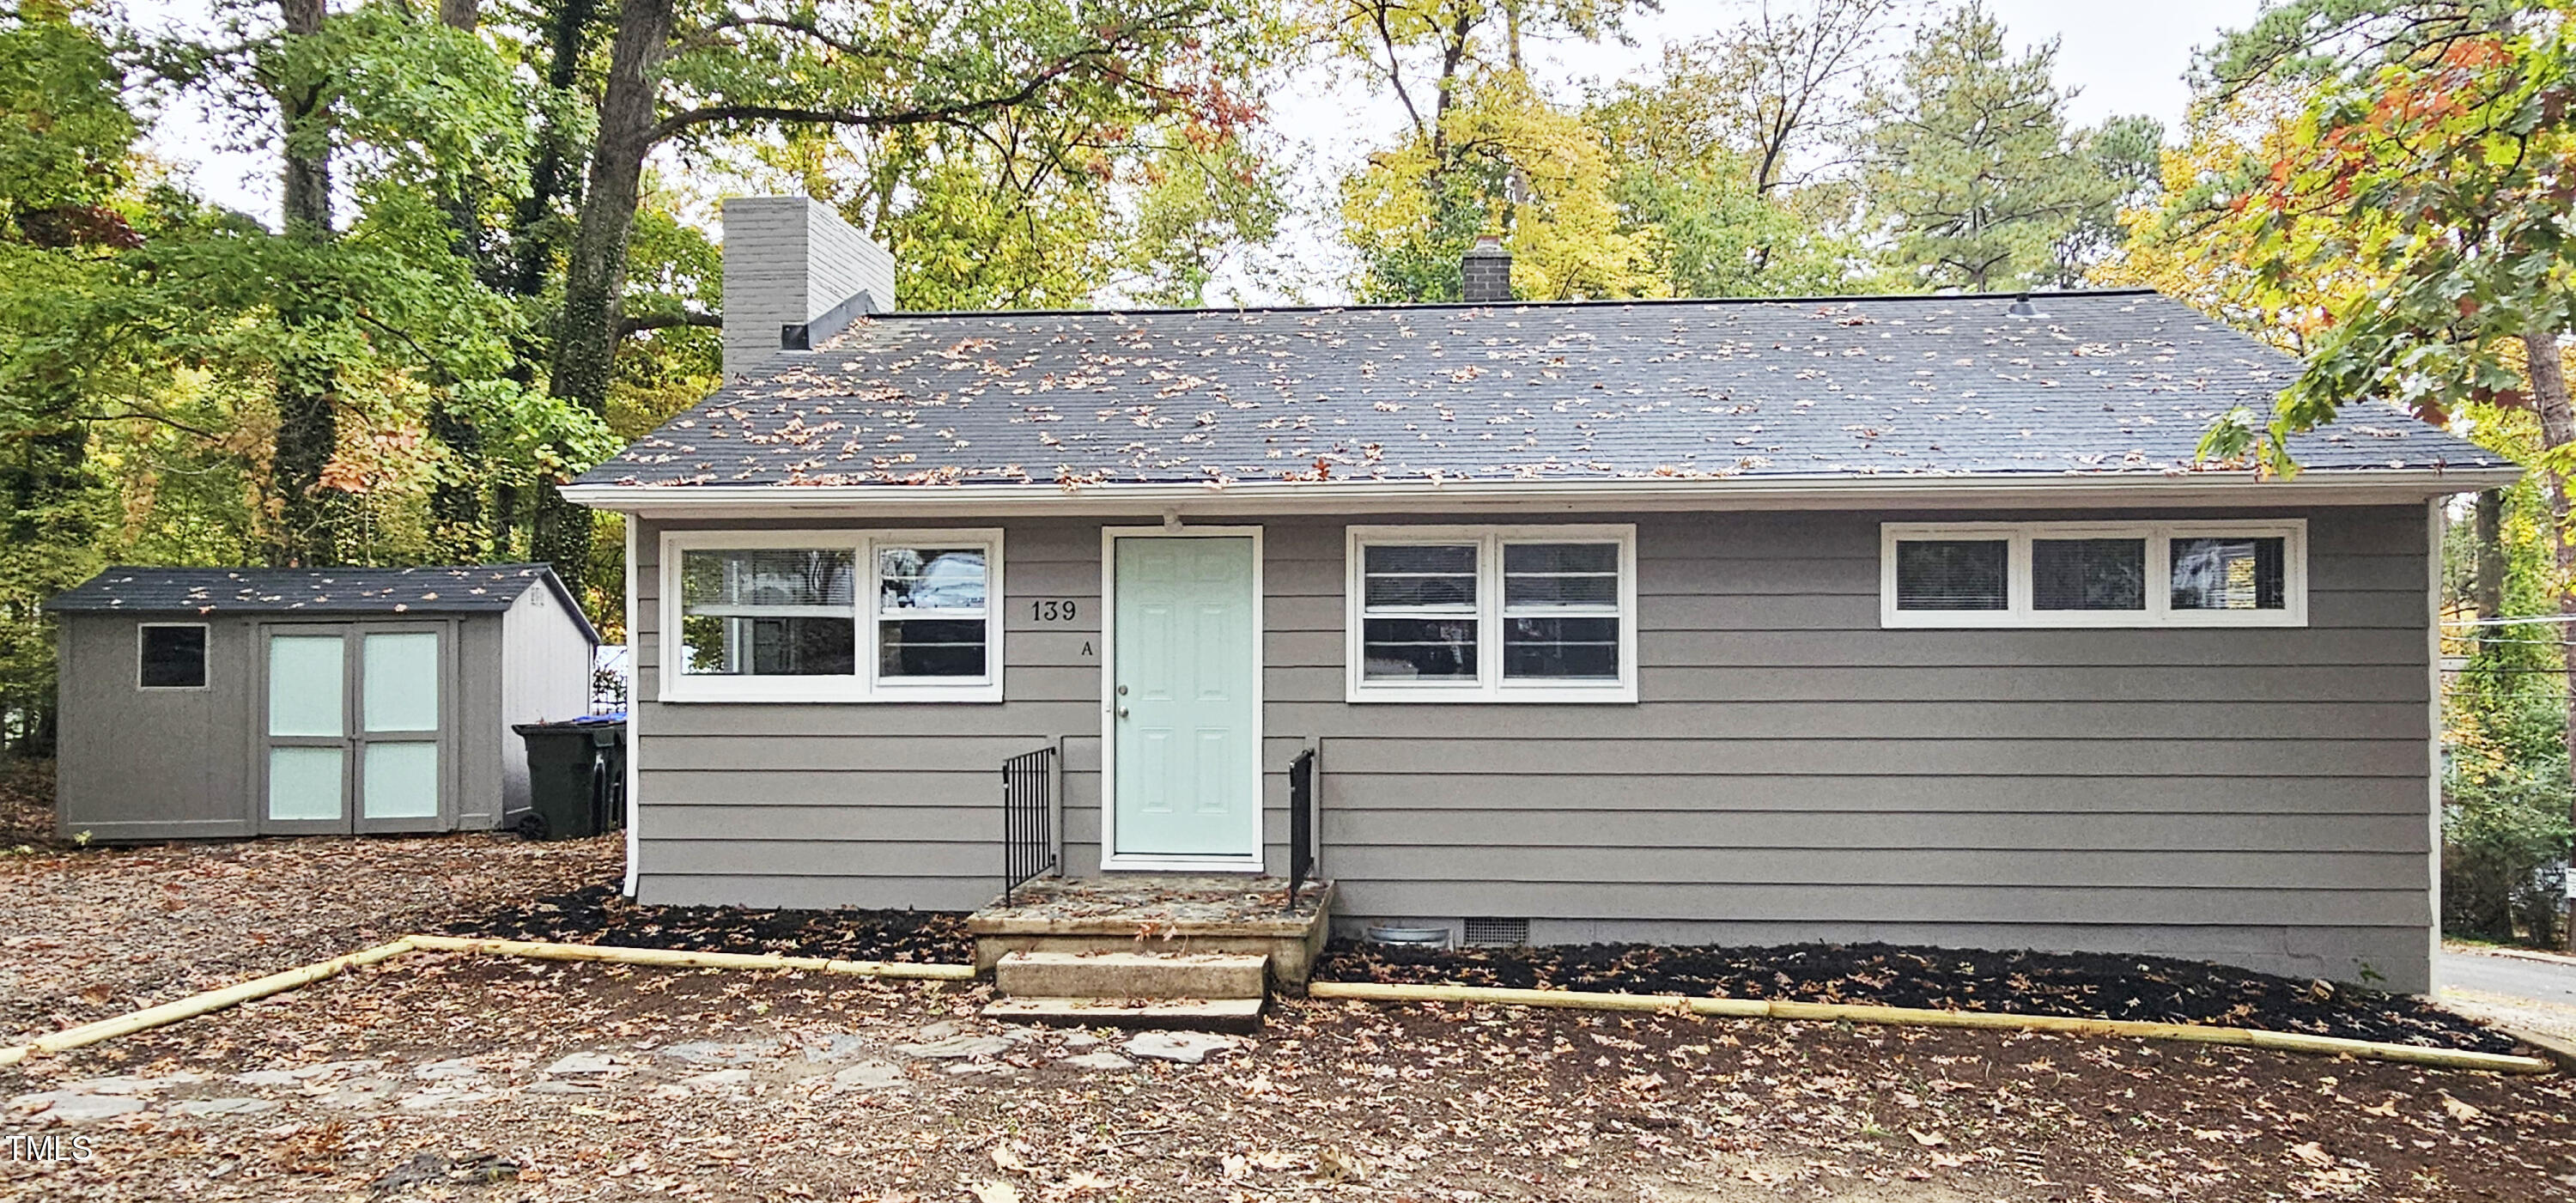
[{"x1": 130, "y1": 0, "x2": 2267, "y2": 302}]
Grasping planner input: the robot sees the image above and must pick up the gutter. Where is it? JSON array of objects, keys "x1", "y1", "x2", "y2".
[{"x1": 560, "y1": 466, "x2": 2524, "y2": 518}]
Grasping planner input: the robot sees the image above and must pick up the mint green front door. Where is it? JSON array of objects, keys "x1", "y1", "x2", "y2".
[{"x1": 1112, "y1": 534, "x2": 1259, "y2": 860}]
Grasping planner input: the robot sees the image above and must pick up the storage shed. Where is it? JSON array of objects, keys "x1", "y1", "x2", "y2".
[{"x1": 45, "y1": 565, "x2": 598, "y2": 841}]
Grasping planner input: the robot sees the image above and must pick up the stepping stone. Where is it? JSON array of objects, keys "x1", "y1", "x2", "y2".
[
  {"x1": 1123, "y1": 1031, "x2": 1240, "y2": 1065},
  {"x1": 398, "y1": 1089, "x2": 493, "y2": 1111},
  {"x1": 291, "y1": 1060, "x2": 382, "y2": 1080},
  {"x1": 912, "y1": 1020, "x2": 961, "y2": 1041},
  {"x1": 233, "y1": 1070, "x2": 303, "y2": 1087},
  {"x1": 317, "y1": 1078, "x2": 400, "y2": 1107},
  {"x1": 1062, "y1": 1031, "x2": 1103, "y2": 1048},
  {"x1": 890, "y1": 1035, "x2": 1012, "y2": 1060},
  {"x1": 822, "y1": 1060, "x2": 908, "y2": 1092},
  {"x1": 656, "y1": 1040, "x2": 778, "y2": 1066},
  {"x1": 542, "y1": 1052, "x2": 623, "y2": 1076},
  {"x1": 1064, "y1": 1051, "x2": 1136, "y2": 1072},
  {"x1": 525, "y1": 1080, "x2": 602, "y2": 1095},
  {"x1": 10, "y1": 1093, "x2": 145, "y2": 1123},
  {"x1": 986, "y1": 996, "x2": 1263, "y2": 1034},
  {"x1": 798, "y1": 1034, "x2": 878, "y2": 1064},
  {"x1": 63, "y1": 1075, "x2": 170, "y2": 1096},
  {"x1": 679, "y1": 1068, "x2": 752, "y2": 1089},
  {"x1": 412, "y1": 1060, "x2": 485, "y2": 1081},
  {"x1": 170, "y1": 1097, "x2": 278, "y2": 1117}
]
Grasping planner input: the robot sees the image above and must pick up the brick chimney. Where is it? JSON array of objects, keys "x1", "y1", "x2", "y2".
[
  {"x1": 1461, "y1": 234, "x2": 1513, "y2": 304},
  {"x1": 719, "y1": 196, "x2": 896, "y2": 378}
]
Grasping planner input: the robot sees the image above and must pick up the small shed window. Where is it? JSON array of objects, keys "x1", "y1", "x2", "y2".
[
  {"x1": 660, "y1": 529, "x2": 1004, "y2": 702},
  {"x1": 1882, "y1": 521, "x2": 2306, "y2": 628},
  {"x1": 1346, "y1": 524, "x2": 1637, "y2": 703},
  {"x1": 138, "y1": 623, "x2": 209, "y2": 690}
]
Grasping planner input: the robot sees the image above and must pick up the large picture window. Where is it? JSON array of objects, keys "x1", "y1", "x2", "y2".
[
  {"x1": 1880, "y1": 520, "x2": 2306, "y2": 629},
  {"x1": 662, "y1": 529, "x2": 1003, "y2": 702},
  {"x1": 1347, "y1": 525, "x2": 1637, "y2": 702}
]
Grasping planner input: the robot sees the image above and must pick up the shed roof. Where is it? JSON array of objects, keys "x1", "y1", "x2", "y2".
[
  {"x1": 47, "y1": 565, "x2": 598, "y2": 642},
  {"x1": 571, "y1": 289, "x2": 2509, "y2": 494}
]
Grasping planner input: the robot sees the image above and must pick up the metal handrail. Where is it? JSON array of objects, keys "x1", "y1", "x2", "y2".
[
  {"x1": 1001, "y1": 744, "x2": 1060, "y2": 904},
  {"x1": 1286, "y1": 741, "x2": 1318, "y2": 912}
]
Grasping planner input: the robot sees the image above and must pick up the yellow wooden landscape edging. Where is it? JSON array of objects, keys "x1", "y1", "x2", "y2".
[
  {"x1": 1303, "y1": 981, "x2": 2555, "y2": 1075},
  {"x1": 0, "y1": 935, "x2": 976, "y2": 1067},
  {"x1": 3, "y1": 939, "x2": 2549, "y2": 1076}
]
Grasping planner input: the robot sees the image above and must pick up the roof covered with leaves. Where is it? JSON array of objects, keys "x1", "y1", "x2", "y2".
[
  {"x1": 575, "y1": 289, "x2": 2507, "y2": 490},
  {"x1": 47, "y1": 564, "x2": 591, "y2": 635}
]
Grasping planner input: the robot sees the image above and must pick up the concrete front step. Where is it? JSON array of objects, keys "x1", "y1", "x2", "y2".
[
  {"x1": 995, "y1": 951, "x2": 1268, "y2": 1001},
  {"x1": 982, "y1": 996, "x2": 1265, "y2": 1034}
]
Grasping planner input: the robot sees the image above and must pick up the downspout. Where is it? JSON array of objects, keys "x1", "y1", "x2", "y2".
[
  {"x1": 2427, "y1": 495, "x2": 2445, "y2": 994},
  {"x1": 623, "y1": 517, "x2": 641, "y2": 897}
]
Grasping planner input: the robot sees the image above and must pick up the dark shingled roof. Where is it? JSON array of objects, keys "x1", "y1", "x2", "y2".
[
  {"x1": 47, "y1": 565, "x2": 597, "y2": 640},
  {"x1": 574, "y1": 289, "x2": 2508, "y2": 491}
]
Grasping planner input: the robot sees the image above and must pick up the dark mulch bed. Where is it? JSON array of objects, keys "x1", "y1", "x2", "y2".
[
  {"x1": 444, "y1": 883, "x2": 975, "y2": 964},
  {"x1": 1317, "y1": 939, "x2": 2526, "y2": 1055}
]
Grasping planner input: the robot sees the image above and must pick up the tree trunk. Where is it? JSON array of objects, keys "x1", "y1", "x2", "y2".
[
  {"x1": 536, "y1": 0, "x2": 672, "y2": 587},
  {"x1": 2522, "y1": 325, "x2": 2576, "y2": 950},
  {"x1": 439, "y1": 0, "x2": 480, "y2": 28},
  {"x1": 268, "y1": 0, "x2": 344, "y2": 568},
  {"x1": 2473, "y1": 489, "x2": 2505, "y2": 653}
]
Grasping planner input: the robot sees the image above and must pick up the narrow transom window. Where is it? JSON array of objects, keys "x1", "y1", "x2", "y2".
[
  {"x1": 1882, "y1": 521, "x2": 2306, "y2": 629},
  {"x1": 2032, "y1": 538, "x2": 2147, "y2": 611},
  {"x1": 1347, "y1": 525, "x2": 1637, "y2": 702},
  {"x1": 661, "y1": 530, "x2": 1005, "y2": 702},
  {"x1": 1893, "y1": 539, "x2": 2008, "y2": 611},
  {"x1": 138, "y1": 623, "x2": 208, "y2": 690},
  {"x1": 2170, "y1": 537, "x2": 2287, "y2": 611}
]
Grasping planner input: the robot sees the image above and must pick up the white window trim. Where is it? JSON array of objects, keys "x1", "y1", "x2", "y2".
[
  {"x1": 137, "y1": 622, "x2": 211, "y2": 691},
  {"x1": 1345, "y1": 523, "x2": 1639, "y2": 703},
  {"x1": 1879, "y1": 519, "x2": 2308, "y2": 629},
  {"x1": 657, "y1": 527, "x2": 1005, "y2": 702}
]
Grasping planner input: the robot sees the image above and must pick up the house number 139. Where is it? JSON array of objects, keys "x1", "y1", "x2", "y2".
[{"x1": 1030, "y1": 599, "x2": 1078, "y2": 622}]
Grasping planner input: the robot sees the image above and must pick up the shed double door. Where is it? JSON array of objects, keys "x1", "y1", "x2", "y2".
[{"x1": 258, "y1": 623, "x2": 453, "y2": 834}]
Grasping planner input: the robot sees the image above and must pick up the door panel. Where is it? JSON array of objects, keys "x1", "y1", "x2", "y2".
[
  {"x1": 362, "y1": 742, "x2": 440, "y2": 819},
  {"x1": 267, "y1": 746, "x2": 345, "y2": 822},
  {"x1": 362, "y1": 632, "x2": 440, "y2": 732},
  {"x1": 355, "y1": 628, "x2": 447, "y2": 833},
  {"x1": 1113, "y1": 535, "x2": 1258, "y2": 860},
  {"x1": 268, "y1": 635, "x2": 345, "y2": 738}
]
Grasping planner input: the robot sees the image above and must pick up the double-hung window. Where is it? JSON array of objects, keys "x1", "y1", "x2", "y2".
[
  {"x1": 662, "y1": 529, "x2": 1003, "y2": 702},
  {"x1": 1347, "y1": 524, "x2": 1637, "y2": 702},
  {"x1": 1880, "y1": 520, "x2": 2306, "y2": 628}
]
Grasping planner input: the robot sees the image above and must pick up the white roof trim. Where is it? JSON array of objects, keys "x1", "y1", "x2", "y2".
[{"x1": 561, "y1": 465, "x2": 2519, "y2": 519}]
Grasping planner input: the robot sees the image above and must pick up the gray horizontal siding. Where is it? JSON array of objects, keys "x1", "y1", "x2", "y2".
[{"x1": 626, "y1": 504, "x2": 2435, "y2": 990}]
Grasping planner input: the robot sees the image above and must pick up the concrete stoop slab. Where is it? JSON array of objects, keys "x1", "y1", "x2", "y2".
[
  {"x1": 997, "y1": 951, "x2": 1268, "y2": 1001},
  {"x1": 981, "y1": 996, "x2": 1265, "y2": 1034}
]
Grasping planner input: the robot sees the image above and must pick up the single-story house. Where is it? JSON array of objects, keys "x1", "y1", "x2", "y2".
[
  {"x1": 45, "y1": 565, "x2": 598, "y2": 839},
  {"x1": 561, "y1": 196, "x2": 2518, "y2": 993}
]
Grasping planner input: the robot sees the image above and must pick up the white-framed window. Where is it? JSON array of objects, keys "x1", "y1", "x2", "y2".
[
  {"x1": 1346, "y1": 524, "x2": 1638, "y2": 703},
  {"x1": 659, "y1": 528, "x2": 1003, "y2": 702},
  {"x1": 137, "y1": 623, "x2": 210, "y2": 690},
  {"x1": 1880, "y1": 519, "x2": 2307, "y2": 629}
]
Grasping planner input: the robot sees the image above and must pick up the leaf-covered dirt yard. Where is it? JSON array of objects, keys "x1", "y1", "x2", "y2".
[
  {"x1": 4, "y1": 952, "x2": 2573, "y2": 1201},
  {"x1": 6, "y1": 842, "x2": 2574, "y2": 1201},
  {"x1": 0, "y1": 832, "x2": 621, "y2": 1045}
]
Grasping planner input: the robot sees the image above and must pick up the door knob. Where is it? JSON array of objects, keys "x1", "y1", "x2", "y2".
[{"x1": 1116, "y1": 707, "x2": 1130, "y2": 718}]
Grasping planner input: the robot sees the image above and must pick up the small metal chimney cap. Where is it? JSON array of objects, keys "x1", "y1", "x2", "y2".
[{"x1": 2006, "y1": 292, "x2": 2045, "y2": 319}]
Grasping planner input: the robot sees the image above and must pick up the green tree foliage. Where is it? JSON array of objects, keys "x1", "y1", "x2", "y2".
[{"x1": 1856, "y1": 2, "x2": 2140, "y2": 291}]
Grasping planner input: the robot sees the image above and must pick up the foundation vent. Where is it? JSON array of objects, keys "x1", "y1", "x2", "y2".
[{"x1": 1462, "y1": 917, "x2": 1529, "y2": 947}]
